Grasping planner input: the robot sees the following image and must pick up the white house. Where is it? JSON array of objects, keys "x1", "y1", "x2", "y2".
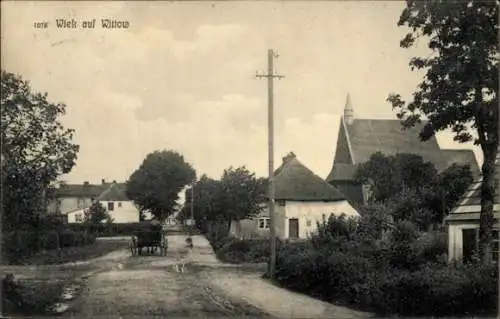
[
  {"x1": 230, "y1": 152, "x2": 360, "y2": 239},
  {"x1": 67, "y1": 182, "x2": 152, "y2": 223},
  {"x1": 445, "y1": 150, "x2": 500, "y2": 262}
]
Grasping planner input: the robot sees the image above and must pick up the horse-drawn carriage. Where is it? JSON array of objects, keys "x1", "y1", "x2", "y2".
[{"x1": 129, "y1": 221, "x2": 168, "y2": 256}]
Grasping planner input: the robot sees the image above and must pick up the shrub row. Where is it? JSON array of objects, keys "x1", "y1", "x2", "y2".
[
  {"x1": 274, "y1": 242, "x2": 497, "y2": 316},
  {"x1": 66, "y1": 222, "x2": 146, "y2": 237},
  {"x1": 2, "y1": 230, "x2": 96, "y2": 263}
]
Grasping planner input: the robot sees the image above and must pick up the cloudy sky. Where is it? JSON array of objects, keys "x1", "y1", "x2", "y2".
[{"x1": 1, "y1": 1, "x2": 482, "y2": 185}]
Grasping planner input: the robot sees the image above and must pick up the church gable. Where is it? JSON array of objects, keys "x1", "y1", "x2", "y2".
[{"x1": 332, "y1": 118, "x2": 353, "y2": 165}]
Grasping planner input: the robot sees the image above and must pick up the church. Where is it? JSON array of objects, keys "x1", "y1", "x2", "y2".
[{"x1": 326, "y1": 94, "x2": 480, "y2": 207}]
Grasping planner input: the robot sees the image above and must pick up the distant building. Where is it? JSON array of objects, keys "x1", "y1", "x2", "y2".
[
  {"x1": 326, "y1": 94, "x2": 480, "y2": 206},
  {"x1": 229, "y1": 152, "x2": 360, "y2": 239},
  {"x1": 446, "y1": 150, "x2": 500, "y2": 262},
  {"x1": 47, "y1": 179, "x2": 112, "y2": 219},
  {"x1": 48, "y1": 179, "x2": 152, "y2": 223}
]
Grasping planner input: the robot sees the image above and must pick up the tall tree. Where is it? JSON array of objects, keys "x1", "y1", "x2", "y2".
[
  {"x1": 219, "y1": 166, "x2": 267, "y2": 235},
  {"x1": 1, "y1": 70, "x2": 79, "y2": 231},
  {"x1": 387, "y1": 1, "x2": 498, "y2": 260},
  {"x1": 126, "y1": 150, "x2": 196, "y2": 221},
  {"x1": 355, "y1": 152, "x2": 473, "y2": 230},
  {"x1": 179, "y1": 174, "x2": 222, "y2": 230}
]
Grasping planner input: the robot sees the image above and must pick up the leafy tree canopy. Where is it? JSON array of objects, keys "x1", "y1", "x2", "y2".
[
  {"x1": 126, "y1": 150, "x2": 196, "y2": 221},
  {"x1": 219, "y1": 166, "x2": 267, "y2": 222},
  {"x1": 355, "y1": 152, "x2": 473, "y2": 230},
  {"x1": 83, "y1": 201, "x2": 111, "y2": 227},
  {"x1": 1, "y1": 70, "x2": 79, "y2": 230},
  {"x1": 387, "y1": 0, "x2": 498, "y2": 258}
]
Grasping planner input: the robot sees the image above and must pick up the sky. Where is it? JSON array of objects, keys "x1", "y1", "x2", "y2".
[{"x1": 1, "y1": 1, "x2": 482, "y2": 187}]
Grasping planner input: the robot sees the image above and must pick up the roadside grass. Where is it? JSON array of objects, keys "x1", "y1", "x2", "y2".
[
  {"x1": 3, "y1": 278, "x2": 66, "y2": 316},
  {"x1": 8, "y1": 239, "x2": 129, "y2": 266}
]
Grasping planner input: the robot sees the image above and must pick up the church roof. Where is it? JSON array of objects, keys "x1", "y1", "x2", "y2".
[
  {"x1": 274, "y1": 152, "x2": 345, "y2": 201},
  {"x1": 326, "y1": 118, "x2": 480, "y2": 183}
]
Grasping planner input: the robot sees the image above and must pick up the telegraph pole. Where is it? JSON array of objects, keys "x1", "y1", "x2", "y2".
[{"x1": 256, "y1": 49, "x2": 284, "y2": 280}]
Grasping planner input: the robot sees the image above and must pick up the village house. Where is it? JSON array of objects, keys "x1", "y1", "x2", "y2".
[
  {"x1": 48, "y1": 179, "x2": 151, "y2": 224},
  {"x1": 326, "y1": 94, "x2": 480, "y2": 206},
  {"x1": 446, "y1": 150, "x2": 500, "y2": 262},
  {"x1": 229, "y1": 152, "x2": 360, "y2": 239},
  {"x1": 47, "y1": 179, "x2": 112, "y2": 219}
]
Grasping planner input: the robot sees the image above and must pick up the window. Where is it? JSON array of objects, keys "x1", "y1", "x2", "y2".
[
  {"x1": 118, "y1": 202, "x2": 122, "y2": 208},
  {"x1": 276, "y1": 200, "x2": 286, "y2": 207},
  {"x1": 77, "y1": 198, "x2": 85, "y2": 209},
  {"x1": 258, "y1": 218, "x2": 270, "y2": 229},
  {"x1": 306, "y1": 219, "x2": 312, "y2": 227},
  {"x1": 75, "y1": 213, "x2": 83, "y2": 222},
  {"x1": 108, "y1": 202, "x2": 114, "y2": 211}
]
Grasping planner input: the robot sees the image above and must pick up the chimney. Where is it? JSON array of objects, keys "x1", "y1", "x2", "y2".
[
  {"x1": 101, "y1": 179, "x2": 106, "y2": 184},
  {"x1": 282, "y1": 152, "x2": 296, "y2": 164},
  {"x1": 344, "y1": 93, "x2": 354, "y2": 125},
  {"x1": 83, "y1": 181, "x2": 89, "y2": 186},
  {"x1": 112, "y1": 180, "x2": 116, "y2": 184}
]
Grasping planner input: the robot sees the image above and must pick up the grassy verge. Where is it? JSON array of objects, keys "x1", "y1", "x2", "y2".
[
  {"x1": 3, "y1": 278, "x2": 66, "y2": 316},
  {"x1": 8, "y1": 238, "x2": 129, "y2": 266}
]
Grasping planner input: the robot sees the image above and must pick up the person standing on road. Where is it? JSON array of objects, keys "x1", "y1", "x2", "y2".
[{"x1": 174, "y1": 237, "x2": 194, "y2": 273}]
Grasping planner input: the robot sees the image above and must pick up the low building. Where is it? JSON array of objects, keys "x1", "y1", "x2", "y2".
[
  {"x1": 446, "y1": 150, "x2": 500, "y2": 262},
  {"x1": 229, "y1": 152, "x2": 360, "y2": 239}
]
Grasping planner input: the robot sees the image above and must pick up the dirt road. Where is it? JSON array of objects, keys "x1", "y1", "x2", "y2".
[{"x1": 59, "y1": 235, "x2": 273, "y2": 318}]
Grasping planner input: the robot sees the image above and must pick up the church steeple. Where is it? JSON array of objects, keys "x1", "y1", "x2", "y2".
[{"x1": 344, "y1": 93, "x2": 354, "y2": 125}]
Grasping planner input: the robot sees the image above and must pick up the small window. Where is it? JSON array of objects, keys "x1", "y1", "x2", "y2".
[
  {"x1": 75, "y1": 213, "x2": 83, "y2": 222},
  {"x1": 258, "y1": 218, "x2": 270, "y2": 229},
  {"x1": 77, "y1": 198, "x2": 85, "y2": 209},
  {"x1": 306, "y1": 219, "x2": 311, "y2": 227},
  {"x1": 108, "y1": 202, "x2": 114, "y2": 211},
  {"x1": 118, "y1": 202, "x2": 122, "y2": 208},
  {"x1": 276, "y1": 200, "x2": 286, "y2": 206}
]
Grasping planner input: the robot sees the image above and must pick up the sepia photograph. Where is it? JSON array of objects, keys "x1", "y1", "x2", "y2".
[{"x1": 0, "y1": 0, "x2": 499, "y2": 318}]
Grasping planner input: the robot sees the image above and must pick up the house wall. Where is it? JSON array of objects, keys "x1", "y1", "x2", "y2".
[
  {"x1": 67, "y1": 200, "x2": 150, "y2": 224},
  {"x1": 57, "y1": 197, "x2": 93, "y2": 215},
  {"x1": 229, "y1": 200, "x2": 359, "y2": 239},
  {"x1": 229, "y1": 203, "x2": 287, "y2": 238},
  {"x1": 283, "y1": 200, "x2": 359, "y2": 239},
  {"x1": 448, "y1": 221, "x2": 500, "y2": 261}
]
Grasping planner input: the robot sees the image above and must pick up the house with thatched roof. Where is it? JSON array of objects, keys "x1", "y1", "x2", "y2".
[
  {"x1": 326, "y1": 94, "x2": 480, "y2": 206},
  {"x1": 229, "y1": 152, "x2": 360, "y2": 239},
  {"x1": 445, "y1": 150, "x2": 500, "y2": 262}
]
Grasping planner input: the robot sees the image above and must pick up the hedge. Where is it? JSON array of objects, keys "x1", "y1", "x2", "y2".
[
  {"x1": 2, "y1": 230, "x2": 96, "y2": 263},
  {"x1": 272, "y1": 232, "x2": 496, "y2": 316}
]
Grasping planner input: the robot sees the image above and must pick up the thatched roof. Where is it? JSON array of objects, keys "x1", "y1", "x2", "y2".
[
  {"x1": 273, "y1": 152, "x2": 345, "y2": 202},
  {"x1": 447, "y1": 150, "x2": 500, "y2": 222},
  {"x1": 327, "y1": 118, "x2": 480, "y2": 183}
]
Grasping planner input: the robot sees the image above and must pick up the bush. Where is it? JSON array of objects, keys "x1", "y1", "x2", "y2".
[
  {"x1": 2, "y1": 229, "x2": 96, "y2": 264},
  {"x1": 212, "y1": 237, "x2": 281, "y2": 264},
  {"x1": 272, "y1": 216, "x2": 496, "y2": 317}
]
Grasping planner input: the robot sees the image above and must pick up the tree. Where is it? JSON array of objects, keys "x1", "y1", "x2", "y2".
[
  {"x1": 218, "y1": 166, "x2": 267, "y2": 235},
  {"x1": 179, "y1": 174, "x2": 222, "y2": 231},
  {"x1": 354, "y1": 152, "x2": 437, "y2": 203},
  {"x1": 355, "y1": 152, "x2": 473, "y2": 230},
  {"x1": 387, "y1": 1, "x2": 498, "y2": 261},
  {"x1": 1, "y1": 71, "x2": 79, "y2": 231},
  {"x1": 83, "y1": 201, "x2": 110, "y2": 232},
  {"x1": 126, "y1": 150, "x2": 196, "y2": 221}
]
